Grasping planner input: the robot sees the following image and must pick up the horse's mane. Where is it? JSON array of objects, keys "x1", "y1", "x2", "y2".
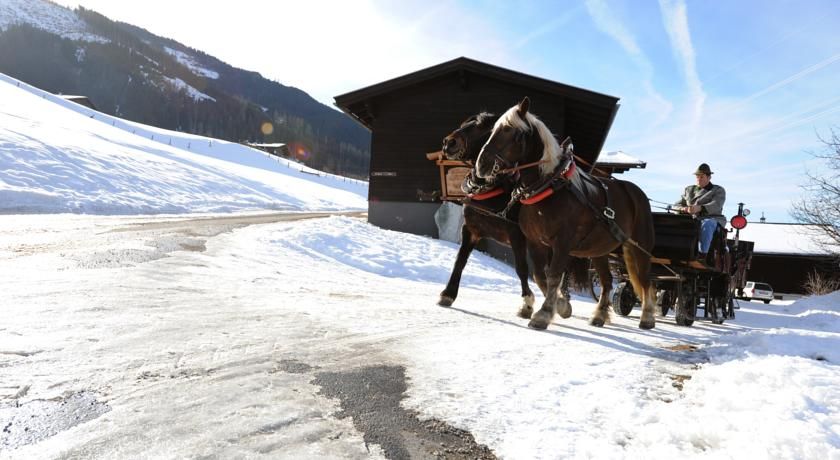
[
  {"x1": 468, "y1": 111, "x2": 496, "y2": 129},
  {"x1": 495, "y1": 105, "x2": 560, "y2": 177},
  {"x1": 495, "y1": 104, "x2": 586, "y2": 190}
]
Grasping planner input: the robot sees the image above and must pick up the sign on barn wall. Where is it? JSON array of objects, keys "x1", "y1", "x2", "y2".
[
  {"x1": 444, "y1": 167, "x2": 470, "y2": 199},
  {"x1": 426, "y1": 151, "x2": 472, "y2": 201}
]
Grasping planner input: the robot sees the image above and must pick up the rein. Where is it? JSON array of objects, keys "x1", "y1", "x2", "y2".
[{"x1": 496, "y1": 159, "x2": 549, "y2": 176}]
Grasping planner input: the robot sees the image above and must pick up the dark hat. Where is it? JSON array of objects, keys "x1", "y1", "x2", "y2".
[{"x1": 694, "y1": 163, "x2": 713, "y2": 175}]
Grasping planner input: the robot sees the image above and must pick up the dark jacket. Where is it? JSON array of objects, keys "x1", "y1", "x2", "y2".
[{"x1": 675, "y1": 183, "x2": 726, "y2": 226}]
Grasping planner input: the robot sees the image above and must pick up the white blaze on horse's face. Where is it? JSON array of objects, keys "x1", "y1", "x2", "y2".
[
  {"x1": 476, "y1": 126, "x2": 515, "y2": 179},
  {"x1": 475, "y1": 106, "x2": 529, "y2": 178}
]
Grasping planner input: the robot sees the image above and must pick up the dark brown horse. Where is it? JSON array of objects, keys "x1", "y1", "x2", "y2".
[
  {"x1": 438, "y1": 112, "x2": 588, "y2": 319},
  {"x1": 475, "y1": 98, "x2": 657, "y2": 330}
]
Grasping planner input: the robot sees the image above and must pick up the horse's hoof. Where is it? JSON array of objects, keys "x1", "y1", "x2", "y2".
[
  {"x1": 528, "y1": 310, "x2": 552, "y2": 329},
  {"x1": 528, "y1": 319, "x2": 549, "y2": 330},
  {"x1": 558, "y1": 305, "x2": 572, "y2": 319},
  {"x1": 517, "y1": 305, "x2": 533, "y2": 319},
  {"x1": 639, "y1": 320, "x2": 655, "y2": 330},
  {"x1": 590, "y1": 317, "x2": 605, "y2": 327},
  {"x1": 437, "y1": 295, "x2": 454, "y2": 307}
]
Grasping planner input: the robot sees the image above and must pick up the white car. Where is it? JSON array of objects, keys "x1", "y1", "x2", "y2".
[{"x1": 742, "y1": 281, "x2": 774, "y2": 304}]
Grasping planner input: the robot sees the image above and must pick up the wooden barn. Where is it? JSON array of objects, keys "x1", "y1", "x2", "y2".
[
  {"x1": 58, "y1": 94, "x2": 97, "y2": 111},
  {"x1": 245, "y1": 142, "x2": 291, "y2": 159},
  {"x1": 334, "y1": 57, "x2": 620, "y2": 237},
  {"x1": 738, "y1": 222, "x2": 840, "y2": 295}
]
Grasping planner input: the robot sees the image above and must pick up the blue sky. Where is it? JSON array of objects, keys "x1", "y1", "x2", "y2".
[{"x1": 53, "y1": 0, "x2": 840, "y2": 222}]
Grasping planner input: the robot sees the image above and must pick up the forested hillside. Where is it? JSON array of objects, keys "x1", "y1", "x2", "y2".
[{"x1": 0, "y1": 3, "x2": 370, "y2": 178}]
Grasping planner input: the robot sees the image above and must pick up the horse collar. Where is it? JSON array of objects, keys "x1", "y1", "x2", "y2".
[
  {"x1": 519, "y1": 160, "x2": 576, "y2": 205},
  {"x1": 469, "y1": 188, "x2": 504, "y2": 200}
]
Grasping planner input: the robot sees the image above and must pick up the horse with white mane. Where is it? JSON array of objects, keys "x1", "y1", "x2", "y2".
[{"x1": 475, "y1": 97, "x2": 658, "y2": 330}]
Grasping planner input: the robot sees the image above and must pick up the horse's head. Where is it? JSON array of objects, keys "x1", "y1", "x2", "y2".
[
  {"x1": 476, "y1": 97, "x2": 572, "y2": 180},
  {"x1": 441, "y1": 112, "x2": 498, "y2": 162}
]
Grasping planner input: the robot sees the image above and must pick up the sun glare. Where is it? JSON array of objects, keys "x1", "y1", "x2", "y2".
[{"x1": 260, "y1": 122, "x2": 273, "y2": 135}]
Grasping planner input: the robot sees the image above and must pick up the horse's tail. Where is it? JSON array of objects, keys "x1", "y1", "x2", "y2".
[{"x1": 567, "y1": 256, "x2": 591, "y2": 292}]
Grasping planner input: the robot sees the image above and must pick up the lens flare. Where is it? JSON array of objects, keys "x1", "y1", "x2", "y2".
[
  {"x1": 288, "y1": 142, "x2": 311, "y2": 160},
  {"x1": 260, "y1": 122, "x2": 274, "y2": 135}
]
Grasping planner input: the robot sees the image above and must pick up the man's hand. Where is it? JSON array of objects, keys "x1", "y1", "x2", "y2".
[{"x1": 675, "y1": 204, "x2": 702, "y2": 214}]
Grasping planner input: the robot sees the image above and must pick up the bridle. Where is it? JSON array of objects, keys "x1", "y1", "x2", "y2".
[
  {"x1": 483, "y1": 121, "x2": 550, "y2": 177},
  {"x1": 446, "y1": 118, "x2": 483, "y2": 162}
]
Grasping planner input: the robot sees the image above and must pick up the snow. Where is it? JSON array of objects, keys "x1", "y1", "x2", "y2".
[
  {"x1": 0, "y1": 72, "x2": 839, "y2": 458},
  {"x1": 162, "y1": 76, "x2": 216, "y2": 102},
  {"x1": 164, "y1": 46, "x2": 220, "y2": 80},
  {"x1": 598, "y1": 149, "x2": 645, "y2": 166},
  {"x1": 0, "y1": 73, "x2": 366, "y2": 214},
  {"x1": 738, "y1": 222, "x2": 832, "y2": 255},
  {"x1": 1, "y1": 213, "x2": 838, "y2": 459},
  {"x1": 0, "y1": 0, "x2": 109, "y2": 43}
]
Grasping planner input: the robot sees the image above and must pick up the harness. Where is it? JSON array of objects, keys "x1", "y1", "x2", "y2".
[
  {"x1": 459, "y1": 171, "x2": 520, "y2": 224},
  {"x1": 505, "y1": 156, "x2": 630, "y2": 246},
  {"x1": 469, "y1": 187, "x2": 504, "y2": 200}
]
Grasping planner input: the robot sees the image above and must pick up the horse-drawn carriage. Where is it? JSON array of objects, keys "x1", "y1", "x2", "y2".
[
  {"x1": 430, "y1": 98, "x2": 755, "y2": 329},
  {"x1": 609, "y1": 206, "x2": 754, "y2": 326}
]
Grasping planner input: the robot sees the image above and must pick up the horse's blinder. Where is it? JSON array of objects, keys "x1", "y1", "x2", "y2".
[{"x1": 487, "y1": 122, "x2": 530, "y2": 177}]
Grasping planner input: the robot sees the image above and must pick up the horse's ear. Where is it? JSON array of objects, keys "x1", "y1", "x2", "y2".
[
  {"x1": 560, "y1": 136, "x2": 574, "y2": 154},
  {"x1": 517, "y1": 97, "x2": 530, "y2": 116}
]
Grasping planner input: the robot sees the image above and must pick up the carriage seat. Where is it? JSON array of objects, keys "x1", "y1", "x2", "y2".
[{"x1": 651, "y1": 212, "x2": 729, "y2": 269}]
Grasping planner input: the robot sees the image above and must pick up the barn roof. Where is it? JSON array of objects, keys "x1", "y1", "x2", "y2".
[
  {"x1": 334, "y1": 57, "x2": 620, "y2": 161},
  {"x1": 737, "y1": 223, "x2": 834, "y2": 255},
  {"x1": 59, "y1": 95, "x2": 97, "y2": 111},
  {"x1": 595, "y1": 150, "x2": 646, "y2": 174},
  {"x1": 246, "y1": 143, "x2": 286, "y2": 148}
]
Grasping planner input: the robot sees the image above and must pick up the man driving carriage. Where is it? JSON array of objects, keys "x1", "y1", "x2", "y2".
[{"x1": 673, "y1": 163, "x2": 726, "y2": 259}]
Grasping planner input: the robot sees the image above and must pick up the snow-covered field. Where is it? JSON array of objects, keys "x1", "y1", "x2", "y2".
[
  {"x1": 1, "y1": 214, "x2": 838, "y2": 459},
  {"x1": 0, "y1": 73, "x2": 366, "y2": 215},
  {"x1": 0, "y1": 70, "x2": 839, "y2": 459}
]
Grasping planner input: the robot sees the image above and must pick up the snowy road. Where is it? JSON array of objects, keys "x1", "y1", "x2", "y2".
[{"x1": 1, "y1": 214, "x2": 838, "y2": 459}]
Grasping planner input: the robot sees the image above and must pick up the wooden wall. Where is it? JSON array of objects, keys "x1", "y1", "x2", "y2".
[
  {"x1": 748, "y1": 253, "x2": 839, "y2": 294},
  {"x1": 366, "y1": 71, "x2": 568, "y2": 203}
]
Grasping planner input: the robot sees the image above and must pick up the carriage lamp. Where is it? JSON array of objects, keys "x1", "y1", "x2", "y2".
[
  {"x1": 731, "y1": 202, "x2": 749, "y2": 230},
  {"x1": 730, "y1": 215, "x2": 748, "y2": 230}
]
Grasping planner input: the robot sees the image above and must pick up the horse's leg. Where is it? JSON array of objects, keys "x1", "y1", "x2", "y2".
[
  {"x1": 528, "y1": 247, "x2": 569, "y2": 330},
  {"x1": 438, "y1": 224, "x2": 478, "y2": 307},
  {"x1": 556, "y1": 271, "x2": 572, "y2": 318},
  {"x1": 589, "y1": 256, "x2": 613, "y2": 327},
  {"x1": 527, "y1": 242, "x2": 549, "y2": 297},
  {"x1": 622, "y1": 244, "x2": 657, "y2": 329},
  {"x1": 510, "y1": 231, "x2": 536, "y2": 318}
]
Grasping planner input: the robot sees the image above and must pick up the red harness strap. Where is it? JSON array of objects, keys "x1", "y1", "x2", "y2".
[
  {"x1": 468, "y1": 188, "x2": 504, "y2": 200},
  {"x1": 520, "y1": 162, "x2": 577, "y2": 205},
  {"x1": 520, "y1": 188, "x2": 553, "y2": 205}
]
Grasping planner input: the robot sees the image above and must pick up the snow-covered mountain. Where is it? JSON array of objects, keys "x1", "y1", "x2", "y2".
[
  {"x1": 0, "y1": 0, "x2": 107, "y2": 43},
  {"x1": 0, "y1": 72, "x2": 367, "y2": 214},
  {"x1": 0, "y1": 0, "x2": 371, "y2": 178}
]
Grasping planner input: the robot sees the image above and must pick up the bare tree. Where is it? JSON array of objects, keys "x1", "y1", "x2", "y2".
[
  {"x1": 803, "y1": 269, "x2": 840, "y2": 296},
  {"x1": 791, "y1": 128, "x2": 840, "y2": 255}
]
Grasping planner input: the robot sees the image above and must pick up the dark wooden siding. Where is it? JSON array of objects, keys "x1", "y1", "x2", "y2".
[
  {"x1": 748, "y1": 253, "x2": 839, "y2": 294},
  {"x1": 367, "y1": 71, "x2": 568, "y2": 203}
]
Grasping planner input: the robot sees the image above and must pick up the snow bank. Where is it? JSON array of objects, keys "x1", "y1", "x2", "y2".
[{"x1": 0, "y1": 73, "x2": 367, "y2": 214}]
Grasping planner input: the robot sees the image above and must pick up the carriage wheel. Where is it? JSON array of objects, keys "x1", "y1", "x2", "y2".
[
  {"x1": 675, "y1": 282, "x2": 697, "y2": 327},
  {"x1": 657, "y1": 289, "x2": 673, "y2": 317},
  {"x1": 611, "y1": 282, "x2": 636, "y2": 316}
]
